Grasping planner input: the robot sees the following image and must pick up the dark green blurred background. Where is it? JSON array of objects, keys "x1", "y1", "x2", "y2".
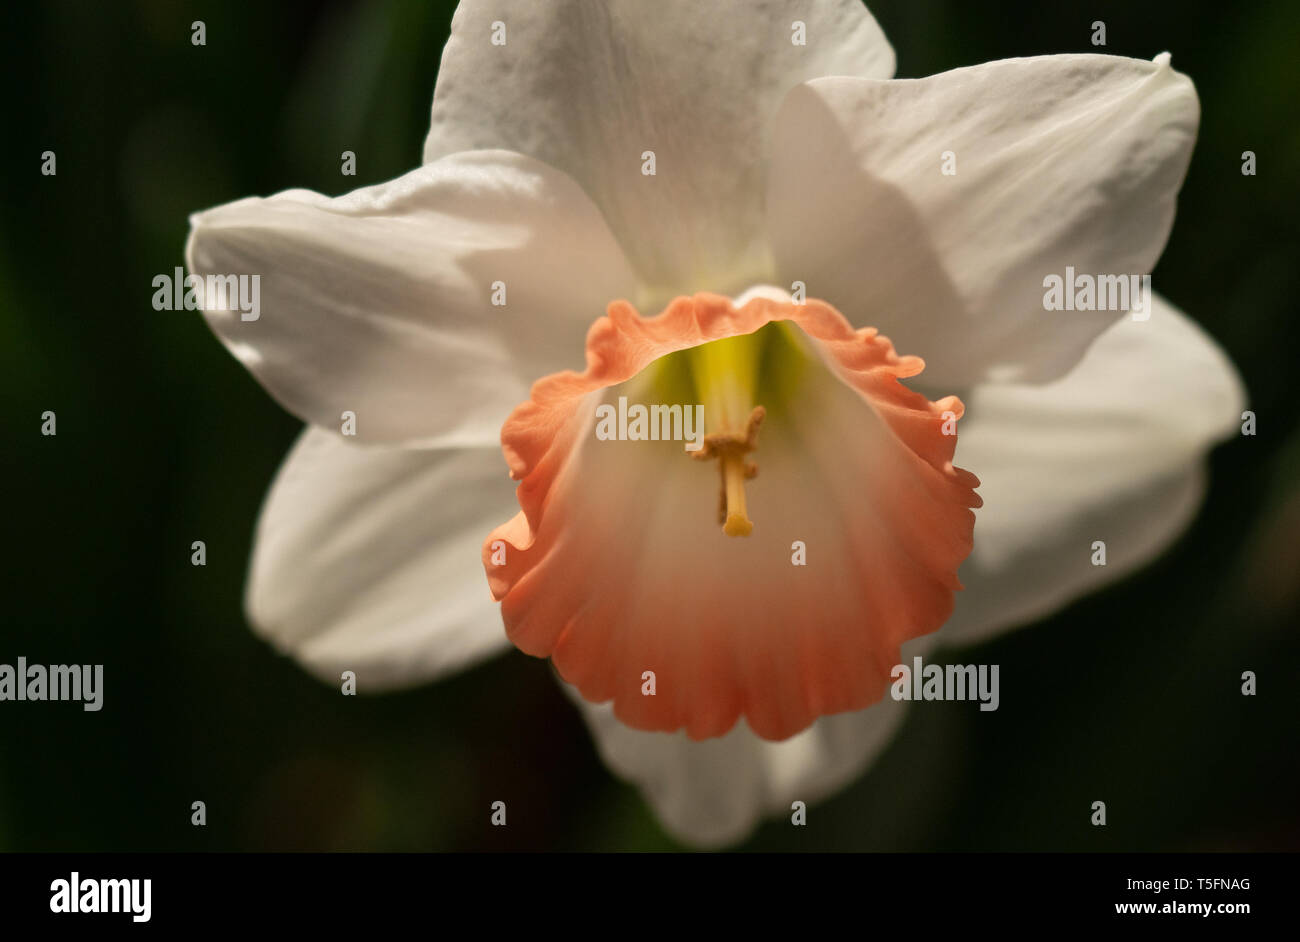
[{"x1": 2, "y1": 0, "x2": 1297, "y2": 851}]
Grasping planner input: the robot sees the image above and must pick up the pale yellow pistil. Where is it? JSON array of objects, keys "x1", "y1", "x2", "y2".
[{"x1": 692, "y1": 406, "x2": 766, "y2": 536}]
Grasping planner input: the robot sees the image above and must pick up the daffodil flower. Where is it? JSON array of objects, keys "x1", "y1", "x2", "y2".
[{"x1": 186, "y1": 0, "x2": 1244, "y2": 846}]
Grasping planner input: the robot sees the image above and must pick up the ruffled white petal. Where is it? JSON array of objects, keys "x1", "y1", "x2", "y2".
[
  {"x1": 766, "y1": 54, "x2": 1199, "y2": 389},
  {"x1": 425, "y1": 0, "x2": 895, "y2": 297},
  {"x1": 246, "y1": 428, "x2": 517, "y2": 688},
  {"x1": 941, "y1": 294, "x2": 1246, "y2": 645},
  {"x1": 186, "y1": 151, "x2": 638, "y2": 446}
]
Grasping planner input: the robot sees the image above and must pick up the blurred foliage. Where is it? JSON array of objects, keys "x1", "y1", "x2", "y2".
[{"x1": 0, "y1": 0, "x2": 1296, "y2": 851}]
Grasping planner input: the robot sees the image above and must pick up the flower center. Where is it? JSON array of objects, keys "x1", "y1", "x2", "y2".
[
  {"x1": 483, "y1": 290, "x2": 982, "y2": 743},
  {"x1": 645, "y1": 320, "x2": 810, "y2": 537},
  {"x1": 692, "y1": 403, "x2": 765, "y2": 536},
  {"x1": 689, "y1": 331, "x2": 765, "y2": 536}
]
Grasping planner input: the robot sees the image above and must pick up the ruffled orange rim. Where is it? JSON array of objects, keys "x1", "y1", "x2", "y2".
[{"x1": 483, "y1": 292, "x2": 981, "y2": 741}]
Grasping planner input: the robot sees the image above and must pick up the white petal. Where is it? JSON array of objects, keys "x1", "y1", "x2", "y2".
[
  {"x1": 425, "y1": 0, "x2": 895, "y2": 296},
  {"x1": 246, "y1": 427, "x2": 517, "y2": 688},
  {"x1": 767, "y1": 54, "x2": 1199, "y2": 388},
  {"x1": 942, "y1": 294, "x2": 1245, "y2": 645},
  {"x1": 565, "y1": 639, "x2": 933, "y2": 847},
  {"x1": 186, "y1": 152, "x2": 639, "y2": 446}
]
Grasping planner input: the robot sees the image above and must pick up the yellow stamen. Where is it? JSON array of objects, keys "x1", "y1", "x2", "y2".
[
  {"x1": 692, "y1": 405, "x2": 765, "y2": 537},
  {"x1": 684, "y1": 331, "x2": 770, "y2": 537}
]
